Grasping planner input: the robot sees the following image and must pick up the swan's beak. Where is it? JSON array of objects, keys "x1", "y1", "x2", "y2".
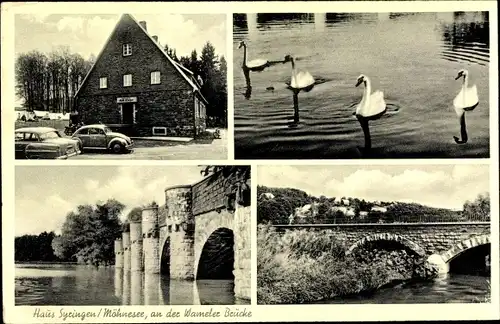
[
  {"x1": 455, "y1": 73, "x2": 462, "y2": 80},
  {"x1": 355, "y1": 79, "x2": 363, "y2": 87}
]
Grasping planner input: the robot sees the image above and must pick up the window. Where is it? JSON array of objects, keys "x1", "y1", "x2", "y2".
[
  {"x1": 123, "y1": 74, "x2": 132, "y2": 87},
  {"x1": 99, "y1": 77, "x2": 107, "y2": 89},
  {"x1": 89, "y1": 128, "x2": 104, "y2": 135},
  {"x1": 150, "y1": 71, "x2": 161, "y2": 84},
  {"x1": 123, "y1": 43, "x2": 132, "y2": 56}
]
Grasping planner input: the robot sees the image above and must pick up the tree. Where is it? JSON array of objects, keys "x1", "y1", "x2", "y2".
[
  {"x1": 15, "y1": 231, "x2": 59, "y2": 262},
  {"x1": 57, "y1": 199, "x2": 124, "y2": 266},
  {"x1": 463, "y1": 192, "x2": 490, "y2": 221}
]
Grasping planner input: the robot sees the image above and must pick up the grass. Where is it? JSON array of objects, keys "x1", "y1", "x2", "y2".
[{"x1": 257, "y1": 225, "x2": 437, "y2": 304}]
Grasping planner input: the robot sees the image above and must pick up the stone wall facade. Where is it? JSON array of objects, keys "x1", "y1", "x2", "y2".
[
  {"x1": 130, "y1": 221, "x2": 143, "y2": 271},
  {"x1": 165, "y1": 186, "x2": 195, "y2": 280},
  {"x1": 75, "y1": 14, "x2": 206, "y2": 138},
  {"x1": 122, "y1": 230, "x2": 131, "y2": 271},
  {"x1": 115, "y1": 168, "x2": 252, "y2": 301},
  {"x1": 273, "y1": 222, "x2": 491, "y2": 273}
]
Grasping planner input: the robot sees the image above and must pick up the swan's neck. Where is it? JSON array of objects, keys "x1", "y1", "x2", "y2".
[
  {"x1": 361, "y1": 79, "x2": 372, "y2": 106},
  {"x1": 462, "y1": 74, "x2": 469, "y2": 89},
  {"x1": 242, "y1": 45, "x2": 247, "y2": 67},
  {"x1": 291, "y1": 59, "x2": 298, "y2": 84}
]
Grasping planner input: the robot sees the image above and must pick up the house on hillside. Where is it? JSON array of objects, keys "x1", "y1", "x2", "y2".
[
  {"x1": 371, "y1": 206, "x2": 388, "y2": 213},
  {"x1": 259, "y1": 192, "x2": 275, "y2": 200},
  {"x1": 74, "y1": 14, "x2": 208, "y2": 138},
  {"x1": 331, "y1": 206, "x2": 356, "y2": 218}
]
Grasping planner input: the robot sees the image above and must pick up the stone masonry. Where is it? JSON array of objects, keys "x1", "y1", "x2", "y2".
[
  {"x1": 75, "y1": 14, "x2": 206, "y2": 137},
  {"x1": 273, "y1": 222, "x2": 491, "y2": 273},
  {"x1": 114, "y1": 168, "x2": 251, "y2": 301}
]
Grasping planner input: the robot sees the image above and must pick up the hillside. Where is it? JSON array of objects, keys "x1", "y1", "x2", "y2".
[{"x1": 257, "y1": 185, "x2": 487, "y2": 225}]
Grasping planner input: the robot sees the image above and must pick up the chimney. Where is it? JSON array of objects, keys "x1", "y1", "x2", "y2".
[
  {"x1": 139, "y1": 21, "x2": 147, "y2": 31},
  {"x1": 152, "y1": 35, "x2": 158, "y2": 42}
]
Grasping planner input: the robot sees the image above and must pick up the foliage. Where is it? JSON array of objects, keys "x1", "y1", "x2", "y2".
[
  {"x1": 165, "y1": 42, "x2": 227, "y2": 127},
  {"x1": 463, "y1": 192, "x2": 490, "y2": 221},
  {"x1": 56, "y1": 199, "x2": 124, "y2": 265},
  {"x1": 15, "y1": 231, "x2": 60, "y2": 262},
  {"x1": 257, "y1": 225, "x2": 438, "y2": 304},
  {"x1": 257, "y1": 185, "x2": 488, "y2": 225},
  {"x1": 15, "y1": 47, "x2": 93, "y2": 112}
]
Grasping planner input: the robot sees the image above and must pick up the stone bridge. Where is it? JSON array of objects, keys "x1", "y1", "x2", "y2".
[
  {"x1": 272, "y1": 222, "x2": 491, "y2": 273},
  {"x1": 114, "y1": 168, "x2": 251, "y2": 301}
]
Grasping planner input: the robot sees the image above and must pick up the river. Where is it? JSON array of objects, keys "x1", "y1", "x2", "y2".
[
  {"x1": 15, "y1": 263, "x2": 248, "y2": 305},
  {"x1": 233, "y1": 12, "x2": 490, "y2": 159},
  {"x1": 318, "y1": 274, "x2": 490, "y2": 304}
]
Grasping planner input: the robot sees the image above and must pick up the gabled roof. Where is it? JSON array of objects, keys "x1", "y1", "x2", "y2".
[{"x1": 74, "y1": 14, "x2": 208, "y2": 104}]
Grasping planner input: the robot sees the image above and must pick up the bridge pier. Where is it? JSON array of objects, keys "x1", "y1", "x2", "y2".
[
  {"x1": 233, "y1": 198, "x2": 251, "y2": 300},
  {"x1": 166, "y1": 186, "x2": 195, "y2": 280},
  {"x1": 130, "y1": 218, "x2": 143, "y2": 272},
  {"x1": 114, "y1": 239, "x2": 123, "y2": 269},
  {"x1": 122, "y1": 226, "x2": 131, "y2": 272},
  {"x1": 427, "y1": 254, "x2": 449, "y2": 274},
  {"x1": 142, "y1": 206, "x2": 160, "y2": 274}
]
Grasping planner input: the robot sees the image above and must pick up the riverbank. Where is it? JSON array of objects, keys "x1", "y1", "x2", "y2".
[{"x1": 257, "y1": 225, "x2": 438, "y2": 304}]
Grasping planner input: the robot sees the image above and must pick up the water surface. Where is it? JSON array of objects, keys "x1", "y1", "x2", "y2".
[
  {"x1": 233, "y1": 12, "x2": 490, "y2": 159},
  {"x1": 15, "y1": 263, "x2": 246, "y2": 305},
  {"x1": 319, "y1": 274, "x2": 490, "y2": 304}
]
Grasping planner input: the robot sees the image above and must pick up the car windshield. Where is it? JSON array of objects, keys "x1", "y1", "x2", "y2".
[
  {"x1": 40, "y1": 131, "x2": 61, "y2": 140},
  {"x1": 103, "y1": 127, "x2": 112, "y2": 134}
]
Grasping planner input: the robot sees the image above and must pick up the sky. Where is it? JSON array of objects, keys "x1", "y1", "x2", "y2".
[
  {"x1": 15, "y1": 165, "x2": 206, "y2": 236},
  {"x1": 258, "y1": 164, "x2": 490, "y2": 210},
  {"x1": 15, "y1": 13, "x2": 227, "y2": 60}
]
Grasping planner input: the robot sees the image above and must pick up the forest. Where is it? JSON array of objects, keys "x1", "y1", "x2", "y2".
[
  {"x1": 15, "y1": 40, "x2": 227, "y2": 127},
  {"x1": 15, "y1": 199, "x2": 124, "y2": 265},
  {"x1": 257, "y1": 185, "x2": 491, "y2": 225}
]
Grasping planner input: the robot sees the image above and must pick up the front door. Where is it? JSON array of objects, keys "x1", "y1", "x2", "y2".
[{"x1": 122, "y1": 103, "x2": 134, "y2": 124}]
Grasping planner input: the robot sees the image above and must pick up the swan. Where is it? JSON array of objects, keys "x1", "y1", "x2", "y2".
[
  {"x1": 453, "y1": 69, "x2": 479, "y2": 144},
  {"x1": 284, "y1": 55, "x2": 315, "y2": 92},
  {"x1": 354, "y1": 74, "x2": 387, "y2": 152},
  {"x1": 238, "y1": 41, "x2": 277, "y2": 72}
]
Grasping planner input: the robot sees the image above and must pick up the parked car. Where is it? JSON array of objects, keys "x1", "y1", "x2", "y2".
[
  {"x1": 15, "y1": 127, "x2": 82, "y2": 159},
  {"x1": 71, "y1": 124, "x2": 133, "y2": 153}
]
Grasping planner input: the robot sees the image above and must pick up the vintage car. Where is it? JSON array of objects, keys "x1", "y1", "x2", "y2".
[
  {"x1": 15, "y1": 127, "x2": 82, "y2": 159},
  {"x1": 71, "y1": 124, "x2": 133, "y2": 153}
]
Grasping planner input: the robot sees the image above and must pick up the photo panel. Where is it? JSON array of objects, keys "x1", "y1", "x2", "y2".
[
  {"x1": 14, "y1": 165, "x2": 251, "y2": 306},
  {"x1": 13, "y1": 13, "x2": 229, "y2": 160},
  {"x1": 233, "y1": 12, "x2": 490, "y2": 159},
  {"x1": 257, "y1": 164, "x2": 491, "y2": 304}
]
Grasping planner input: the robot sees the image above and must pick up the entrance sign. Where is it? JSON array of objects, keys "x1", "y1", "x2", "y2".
[{"x1": 117, "y1": 97, "x2": 137, "y2": 103}]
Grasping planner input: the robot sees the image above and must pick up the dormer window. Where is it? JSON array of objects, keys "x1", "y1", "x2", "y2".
[
  {"x1": 99, "y1": 77, "x2": 107, "y2": 89},
  {"x1": 123, "y1": 74, "x2": 132, "y2": 87},
  {"x1": 123, "y1": 44, "x2": 132, "y2": 56},
  {"x1": 151, "y1": 71, "x2": 161, "y2": 84}
]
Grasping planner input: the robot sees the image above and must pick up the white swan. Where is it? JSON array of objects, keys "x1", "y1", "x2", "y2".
[
  {"x1": 354, "y1": 74, "x2": 387, "y2": 152},
  {"x1": 238, "y1": 41, "x2": 271, "y2": 71},
  {"x1": 284, "y1": 55, "x2": 315, "y2": 92},
  {"x1": 452, "y1": 69, "x2": 479, "y2": 144}
]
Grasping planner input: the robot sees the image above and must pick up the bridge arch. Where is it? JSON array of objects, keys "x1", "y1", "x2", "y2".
[
  {"x1": 346, "y1": 233, "x2": 426, "y2": 256},
  {"x1": 194, "y1": 210, "x2": 234, "y2": 279},
  {"x1": 428, "y1": 234, "x2": 490, "y2": 274},
  {"x1": 440, "y1": 234, "x2": 490, "y2": 264}
]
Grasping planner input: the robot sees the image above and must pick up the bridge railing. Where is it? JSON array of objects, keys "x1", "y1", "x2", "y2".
[{"x1": 289, "y1": 213, "x2": 490, "y2": 225}]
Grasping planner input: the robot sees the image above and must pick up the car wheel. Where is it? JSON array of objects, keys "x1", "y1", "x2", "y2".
[{"x1": 111, "y1": 142, "x2": 123, "y2": 154}]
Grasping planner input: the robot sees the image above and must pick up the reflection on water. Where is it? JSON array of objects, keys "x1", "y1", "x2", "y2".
[
  {"x1": 233, "y1": 12, "x2": 490, "y2": 159},
  {"x1": 318, "y1": 274, "x2": 490, "y2": 304},
  {"x1": 15, "y1": 263, "x2": 247, "y2": 305}
]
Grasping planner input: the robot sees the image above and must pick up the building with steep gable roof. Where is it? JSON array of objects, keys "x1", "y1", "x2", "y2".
[{"x1": 74, "y1": 14, "x2": 207, "y2": 138}]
